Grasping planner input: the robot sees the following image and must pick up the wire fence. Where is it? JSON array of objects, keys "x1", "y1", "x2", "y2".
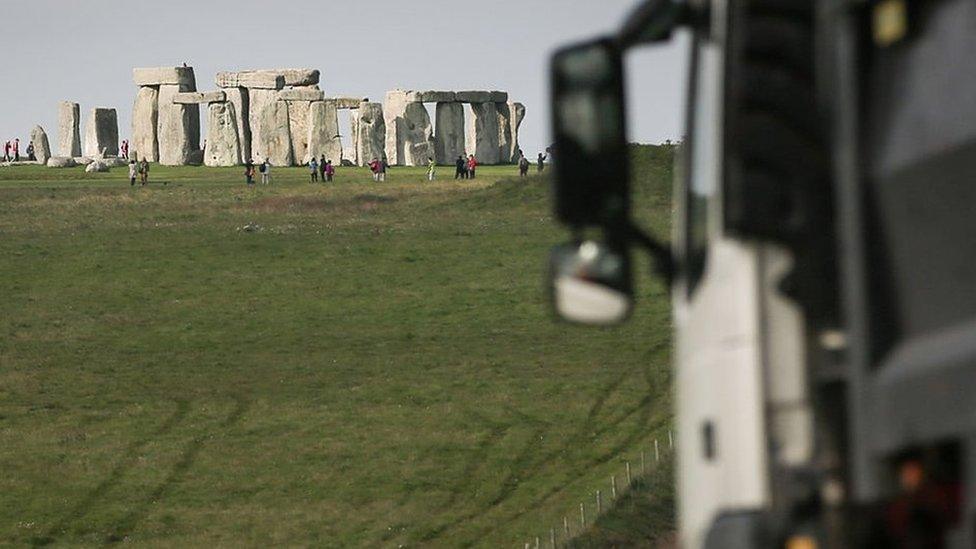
[{"x1": 522, "y1": 430, "x2": 675, "y2": 548}]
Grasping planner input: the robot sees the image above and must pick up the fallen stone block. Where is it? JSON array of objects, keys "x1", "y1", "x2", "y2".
[
  {"x1": 83, "y1": 108, "x2": 119, "y2": 158},
  {"x1": 58, "y1": 101, "x2": 82, "y2": 158},
  {"x1": 30, "y1": 125, "x2": 51, "y2": 165},
  {"x1": 46, "y1": 156, "x2": 76, "y2": 168},
  {"x1": 74, "y1": 157, "x2": 93, "y2": 165},
  {"x1": 172, "y1": 91, "x2": 227, "y2": 104},
  {"x1": 435, "y1": 102, "x2": 465, "y2": 165},
  {"x1": 132, "y1": 87, "x2": 159, "y2": 162},
  {"x1": 278, "y1": 88, "x2": 325, "y2": 102},
  {"x1": 133, "y1": 67, "x2": 196, "y2": 87},
  {"x1": 216, "y1": 71, "x2": 284, "y2": 90},
  {"x1": 456, "y1": 90, "x2": 508, "y2": 103},
  {"x1": 85, "y1": 160, "x2": 110, "y2": 173}
]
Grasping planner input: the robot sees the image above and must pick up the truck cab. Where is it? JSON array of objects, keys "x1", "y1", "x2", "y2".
[{"x1": 548, "y1": 0, "x2": 976, "y2": 547}]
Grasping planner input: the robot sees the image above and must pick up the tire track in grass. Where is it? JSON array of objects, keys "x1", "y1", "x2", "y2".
[
  {"x1": 33, "y1": 400, "x2": 191, "y2": 546},
  {"x1": 102, "y1": 396, "x2": 249, "y2": 545}
]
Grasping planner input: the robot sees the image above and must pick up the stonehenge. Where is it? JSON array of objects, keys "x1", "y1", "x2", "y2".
[
  {"x1": 30, "y1": 126, "x2": 51, "y2": 165},
  {"x1": 83, "y1": 108, "x2": 119, "y2": 158},
  {"x1": 120, "y1": 66, "x2": 525, "y2": 168},
  {"x1": 58, "y1": 102, "x2": 82, "y2": 158}
]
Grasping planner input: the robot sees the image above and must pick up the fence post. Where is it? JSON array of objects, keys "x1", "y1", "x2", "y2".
[
  {"x1": 535, "y1": 536, "x2": 540, "y2": 549},
  {"x1": 626, "y1": 462, "x2": 632, "y2": 486},
  {"x1": 641, "y1": 450, "x2": 646, "y2": 474},
  {"x1": 654, "y1": 439, "x2": 660, "y2": 462},
  {"x1": 611, "y1": 475, "x2": 617, "y2": 499},
  {"x1": 564, "y1": 516, "x2": 570, "y2": 538},
  {"x1": 669, "y1": 429, "x2": 673, "y2": 449},
  {"x1": 550, "y1": 527, "x2": 556, "y2": 549},
  {"x1": 580, "y1": 502, "x2": 586, "y2": 527},
  {"x1": 596, "y1": 490, "x2": 602, "y2": 514}
]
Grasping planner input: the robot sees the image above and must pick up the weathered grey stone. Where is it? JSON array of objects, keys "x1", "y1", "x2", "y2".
[
  {"x1": 456, "y1": 90, "x2": 508, "y2": 103},
  {"x1": 133, "y1": 67, "x2": 195, "y2": 87},
  {"x1": 465, "y1": 102, "x2": 500, "y2": 164},
  {"x1": 333, "y1": 97, "x2": 368, "y2": 109},
  {"x1": 74, "y1": 157, "x2": 93, "y2": 166},
  {"x1": 383, "y1": 90, "x2": 409, "y2": 165},
  {"x1": 30, "y1": 126, "x2": 51, "y2": 165},
  {"x1": 224, "y1": 88, "x2": 250, "y2": 160},
  {"x1": 435, "y1": 102, "x2": 465, "y2": 165},
  {"x1": 216, "y1": 71, "x2": 284, "y2": 90},
  {"x1": 411, "y1": 91, "x2": 456, "y2": 103},
  {"x1": 46, "y1": 156, "x2": 76, "y2": 168},
  {"x1": 85, "y1": 160, "x2": 110, "y2": 173},
  {"x1": 205, "y1": 102, "x2": 241, "y2": 167},
  {"x1": 247, "y1": 88, "x2": 279, "y2": 163},
  {"x1": 172, "y1": 91, "x2": 226, "y2": 104},
  {"x1": 158, "y1": 84, "x2": 201, "y2": 165},
  {"x1": 275, "y1": 69, "x2": 320, "y2": 87},
  {"x1": 103, "y1": 157, "x2": 129, "y2": 168},
  {"x1": 83, "y1": 108, "x2": 119, "y2": 158},
  {"x1": 401, "y1": 102, "x2": 435, "y2": 166},
  {"x1": 58, "y1": 101, "x2": 82, "y2": 157},
  {"x1": 132, "y1": 87, "x2": 159, "y2": 162},
  {"x1": 509, "y1": 102, "x2": 526, "y2": 162},
  {"x1": 288, "y1": 100, "x2": 311, "y2": 165},
  {"x1": 257, "y1": 100, "x2": 293, "y2": 167},
  {"x1": 278, "y1": 88, "x2": 325, "y2": 102},
  {"x1": 306, "y1": 100, "x2": 343, "y2": 165},
  {"x1": 356, "y1": 102, "x2": 386, "y2": 166},
  {"x1": 350, "y1": 109, "x2": 360, "y2": 166},
  {"x1": 187, "y1": 150, "x2": 204, "y2": 166}
]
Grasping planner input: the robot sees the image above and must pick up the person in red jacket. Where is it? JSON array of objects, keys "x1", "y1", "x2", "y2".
[{"x1": 467, "y1": 155, "x2": 477, "y2": 179}]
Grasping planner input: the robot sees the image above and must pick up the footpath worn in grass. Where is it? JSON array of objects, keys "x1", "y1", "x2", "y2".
[{"x1": 0, "y1": 147, "x2": 674, "y2": 547}]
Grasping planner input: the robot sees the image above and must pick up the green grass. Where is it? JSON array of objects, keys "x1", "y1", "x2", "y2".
[{"x1": 0, "y1": 146, "x2": 675, "y2": 547}]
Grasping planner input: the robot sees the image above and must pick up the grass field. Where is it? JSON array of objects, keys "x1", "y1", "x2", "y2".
[{"x1": 0, "y1": 147, "x2": 674, "y2": 547}]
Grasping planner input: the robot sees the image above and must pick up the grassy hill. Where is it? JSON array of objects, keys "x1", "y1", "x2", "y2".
[{"x1": 0, "y1": 146, "x2": 674, "y2": 547}]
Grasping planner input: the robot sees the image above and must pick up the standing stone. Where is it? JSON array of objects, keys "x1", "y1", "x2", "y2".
[
  {"x1": 58, "y1": 101, "x2": 82, "y2": 157},
  {"x1": 466, "y1": 102, "x2": 500, "y2": 164},
  {"x1": 83, "y1": 108, "x2": 119, "y2": 158},
  {"x1": 356, "y1": 103, "x2": 386, "y2": 166},
  {"x1": 383, "y1": 90, "x2": 408, "y2": 165},
  {"x1": 509, "y1": 102, "x2": 526, "y2": 162},
  {"x1": 158, "y1": 84, "x2": 201, "y2": 165},
  {"x1": 257, "y1": 100, "x2": 293, "y2": 167},
  {"x1": 349, "y1": 109, "x2": 361, "y2": 166},
  {"x1": 307, "y1": 100, "x2": 342, "y2": 165},
  {"x1": 205, "y1": 102, "x2": 242, "y2": 167},
  {"x1": 224, "y1": 87, "x2": 250, "y2": 161},
  {"x1": 132, "y1": 87, "x2": 159, "y2": 162},
  {"x1": 496, "y1": 104, "x2": 513, "y2": 164},
  {"x1": 402, "y1": 102, "x2": 434, "y2": 166},
  {"x1": 288, "y1": 100, "x2": 311, "y2": 165},
  {"x1": 434, "y1": 102, "x2": 465, "y2": 165},
  {"x1": 248, "y1": 89, "x2": 279, "y2": 163},
  {"x1": 30, "y1": 126, "x2": 51, "y2": 165}
]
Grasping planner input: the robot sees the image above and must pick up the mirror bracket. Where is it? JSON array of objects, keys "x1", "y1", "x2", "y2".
[{"x1": 624, "y1": 222, "x2": 675, "y2": 286}]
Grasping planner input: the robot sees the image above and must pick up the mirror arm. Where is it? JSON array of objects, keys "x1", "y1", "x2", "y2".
[
  {"x1": 616, "y1": 0, "x2": 688, "y2": 49},
  {"x1": 625, "y1": 222, "x2": 675, "y2": 286}
]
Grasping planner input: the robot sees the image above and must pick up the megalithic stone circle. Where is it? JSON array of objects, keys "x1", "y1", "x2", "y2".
[
  {"x1": 58, "y1": 101, "x2": 82, "y2": 157},
  {"x1": 402, "y1": 102, "x2": 435, "y2": 166},
  {"x1": 83, "y1": 108, "x2": 119, "y2": 158},
  {"x1": 30, "y1": 126, "x2": 51, "y2": 165},
  {"x1": 257, "y1": 100, "x2": 293, "y2": 167},
  {"x1": 132, "y1": 87, "x2": 159, "y2": 161}
]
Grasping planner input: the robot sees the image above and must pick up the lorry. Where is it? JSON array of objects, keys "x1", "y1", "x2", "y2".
[{"x1": 547, "y1": 0, "x2": 976, "y2": 546}]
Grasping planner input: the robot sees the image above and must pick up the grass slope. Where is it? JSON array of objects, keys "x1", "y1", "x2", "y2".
[{"x1": 0, "y1": 147, "x2": 674, "y2": 547}]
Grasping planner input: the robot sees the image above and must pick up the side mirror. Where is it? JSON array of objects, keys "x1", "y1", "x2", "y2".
[
  {"x1": 550, "y1": 241, "x2": 633, "y2": 325},
  {"x1": 550, "y1": 38, "x2": 629, "y2": 229}
]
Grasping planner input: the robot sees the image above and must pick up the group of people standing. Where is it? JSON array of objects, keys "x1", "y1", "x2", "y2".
[
  {"x1": 308, "y1": 156, "x2": 336, "y2": 183},
  {"x1": 127, "y1": 158, "x2": 151, "y2": 185},
  {"x1": 243, "y1": 159, "x2": 276, "y2": 185},
  {"x1": 454, "y1": 155, "x2": 479, "y2": 179},
  {"x1": 3, "y1": 139, "x2": 21, "y2": 162}
]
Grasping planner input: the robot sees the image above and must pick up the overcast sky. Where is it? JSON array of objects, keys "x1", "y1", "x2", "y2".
[{"x1": 0, "y1": 0, "x2": 688, "y2": 157}]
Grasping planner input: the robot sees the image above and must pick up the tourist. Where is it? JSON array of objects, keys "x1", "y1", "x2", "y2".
[
  {"x1": 244, "y1": 159, "x2": 255, "y2": 185},
  {"x1": 378, "y1": 157, "x2": 388, "y2": 182},
  {"x1": 139, "y1": 158, "x2": 150, "y2": 185},
  {"x1": 319, "y1": 155, "x2": 327, "y2": 182},
  {"x1": 128, "y1": 160, "x2": 138, "y2": 186},
  {"x1": 26, "y1": 141, "x2": 35, "y2": 161},
  {"x1": 455, "y1": 155, "x2": 466, "y2": 179},
  {"x1": 519, "y1": 153, "x2": 530, "y2": 177},
  {"x1": 13, "y1": 138, "x2": 20, "y2": 161},
  {"x1": 537, "y1": 152, "x2": 547, "y2": 172},
  {"x1": 260, "y1": 159, "x2": 271, "y2": 184},
  {"x1": 369, "y1": 158, "x2": 379, "y2": 181},
  {"x1": 309, "y1": 157, "x2": 319, "y2": 182},
  {"x1": 427, "y1": 157, "x2": 436, "y2": 181},
  {"x1": 325, "y1": 160, "x2": 335, "y2": 182},
  {"x1": 120, "y1": 140, "x2": 129, "y2": 160},
  {"x1": 2, "y1": 141, "x2": 9, "y2": 162},
  {"x1": 467, "y1": 155, "x2": 477, "y2": 179}
]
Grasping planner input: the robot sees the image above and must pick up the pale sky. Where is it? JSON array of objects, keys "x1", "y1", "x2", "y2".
[{"x1": 0, "y1": 0, "x2": 688, "y2": 158}]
